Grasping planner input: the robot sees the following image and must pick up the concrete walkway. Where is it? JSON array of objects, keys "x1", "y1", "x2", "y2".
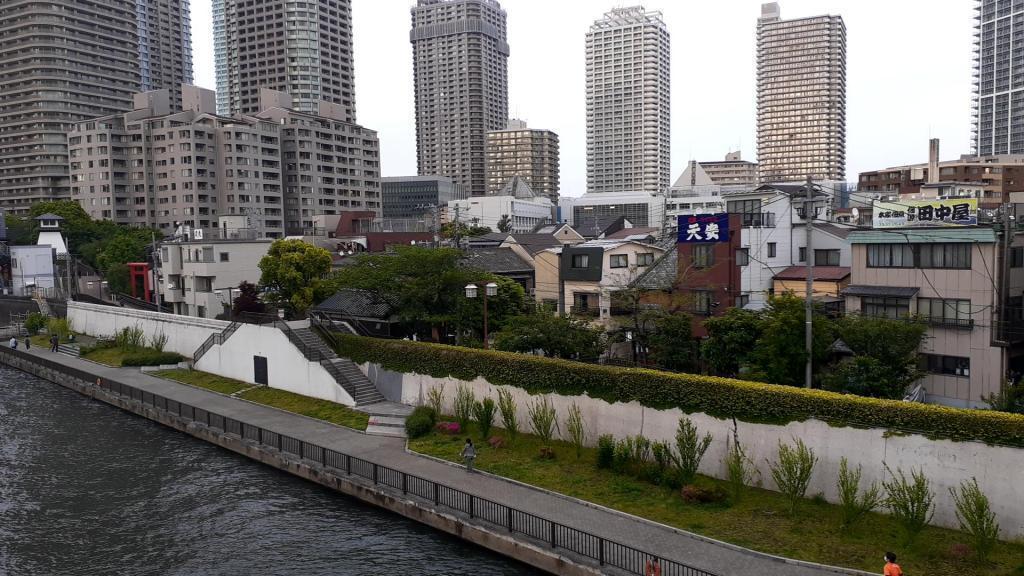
[{"x1": 22, "y1": 347, "x2": 866, "y2": 576}]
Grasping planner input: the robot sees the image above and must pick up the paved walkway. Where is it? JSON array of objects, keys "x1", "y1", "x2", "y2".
[{"x1": 20, "y1": 347, "x2": 864, "y2": 576}]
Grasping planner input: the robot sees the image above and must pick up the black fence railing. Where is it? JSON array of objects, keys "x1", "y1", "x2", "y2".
[{"x1": 38, "y1": 359, "x2": 718, "y2": 576}]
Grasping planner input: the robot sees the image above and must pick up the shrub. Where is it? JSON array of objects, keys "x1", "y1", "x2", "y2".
[
  {"x1": 596, "y1": 434, "x2": 615, "y2": 469},
  {"x1": 333, "y1": 335, "x2": 1024, "y2": 448},
  {"x1": 675, "y1": 417, "x2": 712, "y2": 486},
  {"x1": 613, "y1": 435, "x2": 653, "y2": 477},
  {"x1": 24, "y1": 312, "x2": 47, "y2": 335},
  {"x1": 149, "y1": 331, "x2": 168, "y2": 352},
  {"x1": 649, "y1": 440, "x2": 677, "y2": 486},
  {"x1": 724, "y1": 436, "x2": 755, "y2": 503},
  {"x1": 837, "y1": 457, "x2": 883, "y2": 532},
  {"x1": 950, "y1": 478, "x2": 999, "y2": 561},
  {"x1": 436, "y1": 421, "x2": 461, "y2": 435},
  {"x1": 527, "y1": 395, "x2": 558, "y2": 444},
  {"x1": 472, "y1": 398, "x2": 497, "y2": 439},
  {"x1": 769, "y1": 438, "x2": 818, "y2": 515},
  {"x1": 487, "y1": 436, "x2": 504, "y2": 449},
  {"x1": 405, "y1": 406, "x2": 437, "y2": 439},
  {"x1": 46, "y1": 317, "x2": 72, "y2": 340},
  {"x1": 453, "y1": 384, "x2": 475, "y2": 429},
  {"x1": 427, "y1": 384, "x2": 445, "y2": 416},
  {"x1": 681, "y1": 484, "x2": 728, "y2": 504},
  {"x1": 115, "y1": 325, "x2": 146, "y2": 349},
  {"x1": 565, "y1": 401, "x2": 587, "y2": 458},
  {"x1": 538, "y1": 446, "x2": 556, "y2": 460},
  {"x1": 121, "y1": 350, "x2": 184, "y2": 367},
  {"x1": 496, "y1": 388, "x2": 519, "y2": 441},
  {"x1": 883, "y1": 465, "x2": 935, "y2": 545}
]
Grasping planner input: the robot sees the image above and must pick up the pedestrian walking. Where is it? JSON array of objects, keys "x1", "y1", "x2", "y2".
[
  {"x1": 645, "y1": 559, "x2": 662, "y2": 576},
  {"x1": 50, "y1": 334, "x2": 59, "y2": 352},
  {"x1": 9, "y1": 337, "x2": 17, "y2": 349},
  {"x1": 24, "y1": 337, "x2": 30, "y2": 350},
  {"x1": 883, "y1": 552, "x2": 903, "y2": 576},
  {"x1": 461, "y1": 438, "x2": 476, "y2": 473}
]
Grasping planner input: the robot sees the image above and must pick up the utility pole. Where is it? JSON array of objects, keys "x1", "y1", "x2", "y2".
[
  {"x1": 453, "y1": 203, "x2": 461, "y2": 249},
  {"x1": 152, "y1": 231, "x2": 162, "y2": 310},
  {"x1": 432, "y1": 204, "x2": 440, "y2": 248},
  {"x1": 804, "y1": 175, "x2": 814, "y2": 389}
]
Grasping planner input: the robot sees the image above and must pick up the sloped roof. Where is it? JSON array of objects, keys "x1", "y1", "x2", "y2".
[
  {"x1": 315, "y1": 289, "x2": 395, "y2": 319},
  {"x1": 506, "y1": 233, "x2": 562, "y2": 254},
  {"x1": 774, "y1": 266, "x2": 851, "y2": 281},
  {"x1": 842, "y1": 285, "x2": 920, "y2": 298},
  {"x1": 672, "y1": 161, "x2": 715, "y2": 188},
  {"x1": 495, "y1": 175, "x2": 538, "y2": 199},
  {"x1": 34, "y1": 213, "x2": 65, "y2": 221},
  {"x1": 604, "y1": 227, "x2": 659, "y2": 240},
  {"x1": 815, "y1": 223, "x2": 854, "y2": 239},
  {"x1": 461, "y1": 247, "x2": 533, "y2": 274}
]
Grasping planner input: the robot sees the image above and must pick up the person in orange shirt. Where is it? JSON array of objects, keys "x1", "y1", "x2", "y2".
[
  {"x1": 883, "y1": 552, "x2": 903, "y2": 576},
  {"x1": 644, "y1": 558, "x2": 661, "y2": 576}
]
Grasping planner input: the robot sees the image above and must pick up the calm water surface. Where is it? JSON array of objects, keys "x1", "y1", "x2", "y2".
[{"x1": 0, "y1": 366, "x2": 540, "y2": 576}]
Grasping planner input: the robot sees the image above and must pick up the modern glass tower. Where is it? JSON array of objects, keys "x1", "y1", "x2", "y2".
[
  {"x1": 137, "y1": 0, "x2": 193, "y2": 112},
  {"x1": 756, "y1": 2, "x2": 846, "y2": 183},
  {"x1": 973, "y1": 0, "x2": 1024, "y2": 155},
  {"x1": 410, "y1": 0, "x2": 510, "y2": 197},
  {"x1": 585, "y1": 6, "x2": 671, "y2": 195}
]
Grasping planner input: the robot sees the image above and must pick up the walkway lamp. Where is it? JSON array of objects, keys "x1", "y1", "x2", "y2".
[{"x1": 465, "y1": 282, "x2": 499, "y2": 349}]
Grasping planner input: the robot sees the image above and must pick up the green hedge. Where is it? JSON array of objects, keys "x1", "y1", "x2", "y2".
[
  {"x1": 334, "y1": 334, "x2": 1024, "y2": 448},
  {"x1": 122, "y1": 350, "x2": 185, "y2": 367}
]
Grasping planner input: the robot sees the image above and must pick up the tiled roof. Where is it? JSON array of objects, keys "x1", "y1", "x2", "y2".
[
  {"x1": 774, "y1": 266, "x2": 851, "y2": 281},
  {"x1": 462, "y1": 247, "x2": 533, "y2": 274},
  {"x1": 507, "y1": 233, "x2": 561, "y2": 253},
  {"x1": 842, "y1": 285, "x2": 920, "y2": 298},
  {"x1": 605, "y1": 227, "x2": 659, "y2": 240},
  {"x1": 315, "y1": 289, "x2": 395, "y2": 319},
  {"x1": 815, "y1": 223, "x2": 854, "y2": 239}
]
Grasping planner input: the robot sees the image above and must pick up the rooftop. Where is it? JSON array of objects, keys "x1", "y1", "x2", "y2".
[
  {"x1": 774, "y1": 266, "x2": 850, "y2": 281},
  {"x1": 462, "y1": 247, "x2": 533, "y2": 274}
]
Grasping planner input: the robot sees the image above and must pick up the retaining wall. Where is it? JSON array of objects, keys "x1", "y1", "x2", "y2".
[{"x1": 68, "y1": 301, "x2": 227, "y2": 357}]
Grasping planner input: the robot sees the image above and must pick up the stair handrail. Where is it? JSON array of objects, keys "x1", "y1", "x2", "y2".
[
  {"x1": 310, "y1": 313, "x2": 339, "y2": 352},
  {"x1": 193, "y1": 321, "x2": 241, "y2": 363},
  {"x1": 275, "y1": 320, "x2": 333, "y2": 363}
]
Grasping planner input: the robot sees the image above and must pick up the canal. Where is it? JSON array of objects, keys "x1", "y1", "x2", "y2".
[{"x1": 0, "y1": 366, "x2": 540, "y2": 575}]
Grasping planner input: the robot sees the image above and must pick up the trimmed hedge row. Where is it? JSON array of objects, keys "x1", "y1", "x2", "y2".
[
  {"x1": 122, "y1": 351, "x2": 185, "y2": 367},
  {"x1": 334, "y1": 334, "x2": 1024, "y2": 448}
]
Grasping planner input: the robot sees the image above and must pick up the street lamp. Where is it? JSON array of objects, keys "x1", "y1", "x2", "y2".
[{"x1": 465, "y1": 281, "x2": 498, "y2": 349}]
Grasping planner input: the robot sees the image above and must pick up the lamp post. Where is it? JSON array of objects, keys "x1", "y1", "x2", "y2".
[{"x1": 465, "y1": 281, "x2": 498, "y2": 349}]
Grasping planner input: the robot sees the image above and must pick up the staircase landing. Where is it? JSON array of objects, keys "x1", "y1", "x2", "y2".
[{"x1": 357, "y1": 402, "x2": 414, "y2": 437}]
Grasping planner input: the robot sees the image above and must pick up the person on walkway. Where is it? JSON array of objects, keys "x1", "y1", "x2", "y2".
[
  {"x1": 9, "y1": 337, "x2": 17, "y2": 349},
  {"x1": 50, "y1": 334, "x2": 59, "y2": 352},
  {"x1": 883, "y1": 552, "x2": 903, "y2": 576},
  {"x1": 461, "y1": 438, "x2": 476, "y2": 473},
  {"x1": 645, "y1": 559, "x2": 662, "y2": 576},
  {"x1": 24, "y1": 337, "x2": 30, "y2": 350}
]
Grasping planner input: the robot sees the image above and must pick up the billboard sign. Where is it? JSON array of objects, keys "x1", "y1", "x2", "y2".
[
  {"x1": 678, "y1": 213, "x2": 729, "y2": 243},
  {"x1": 872, "y1": 199, "x2": 978, "y2": 228}
]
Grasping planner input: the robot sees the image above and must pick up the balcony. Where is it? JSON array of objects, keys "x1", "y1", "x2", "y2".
[{"x1": 924, "y1": 317, "x2": 975, "y2": 330}]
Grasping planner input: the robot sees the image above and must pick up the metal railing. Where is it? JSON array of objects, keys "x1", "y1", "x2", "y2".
[
  {"x1": 193, "y1": 322, "x2": 240, "y2": 363},
  {"x1": 274, "y1": 320, "x2": 334, "y2": 363},
  {"x1": 8, "y1": 348, "x2": 717, "y2": 576}
]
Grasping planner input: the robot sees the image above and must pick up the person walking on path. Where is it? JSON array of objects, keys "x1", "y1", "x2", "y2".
[
  {"x1": 883, "y1": 552, "x2": 903, "y2": 576},
  {"x1": 9, "y1": 337, "x2": 17, "y2": 349},
  {"x1": 461, "y1": 438, "x2": 476, "y2": 473},
  {"x1": 49, "y1": 334, "x2": 59, "y2": 352},
  {"x1": 645, "y1": 559, "x2": 662, "y2": 576},
  {"x1": 24, "y1": 337, "x2": 30, "y2": 350}
]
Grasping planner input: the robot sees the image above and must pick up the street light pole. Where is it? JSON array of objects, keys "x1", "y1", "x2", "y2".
[{"x1": 466, "y1": 281, "x2": 498, "y2": 349}]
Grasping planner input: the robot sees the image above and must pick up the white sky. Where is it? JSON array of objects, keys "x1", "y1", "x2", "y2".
[{"x1": 191, "y1": 1, "x2": 974, "y2": 197}]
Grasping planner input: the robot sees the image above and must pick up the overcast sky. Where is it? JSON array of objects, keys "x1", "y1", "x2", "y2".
[{"x1": 191, "y1": 1, "x2": 974, "y2": 197}]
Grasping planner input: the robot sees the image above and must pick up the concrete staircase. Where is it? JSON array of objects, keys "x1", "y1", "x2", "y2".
[
  {"x1": 288, "y1": 327, "x2": 337, "y2": 361},
  {"x1": 320, "y1": 357, "x2": 386, "y2": 406},
  {"x1": 357, "y1": 402, "x2": 415, "y2": 438}
]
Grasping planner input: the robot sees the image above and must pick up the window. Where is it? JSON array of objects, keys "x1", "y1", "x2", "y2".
[
  {"x1": 571, "y1": 254, "x2": 589, "y2": 268},
  {"x1": 610, "y1": 254, "x2": 628, "y2": 268},
  {"x1": 798, "y1": 247, "x2": 806, "y2": 262},
  {"x1": 1011, "y1": 246, "x2": 1023, "y2": 268},
  {"x1": 1009, "y1": 296, "x2": 1024, "y2": 322},
  {"x1": 862, "y1": 296, "x2": 910, "y2": 319},
  {"x1": 219, "y1": 252, "x2": 230, "y2": 262},
  {"x1": 814, "y1": 249, "x2": 840, "y2": 266},
  {"x1": 920, "y1": 354, "x2": 970, "y2": 377},
  {"x1": 636, "y1": 253, "x2": 655, "y2": 267},
  {"x1": 767, "y1": 243, "x2": 777, "y2": 258},
  {"x1": 918, "y1": 244, "x2": 971, "y2": 269},
  {"x1": 694, "y1": 290, "x2": 713, "y2": 315},
  {"x1": 917, "y1": 298, "x2": 973, "y2": 328},
  {"x1": 735, "y1": 294, "x2": 750, "y2": 308},
  {"x1": 573, "y1": 292, "x2": 598, "y2": 316},
  {"x1": 736, "y1": 248, "x2": 749, "y2": 266},
  {"x1": 867, "y1": 244, "x2": 915, "y2": 268},
  {"x1": 692, "y1": 244, "x2": 714, "y2": 268}
]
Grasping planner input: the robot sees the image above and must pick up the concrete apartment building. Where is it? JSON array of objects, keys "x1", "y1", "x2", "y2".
[
  {"x1": 485, "y1": 120, "x2": 560, "y2": 203},
  {"x1": 411, "y1": 0, "x2": 509, "y2": 197},
  {"x1": 974, "y1": 0, "x2": 1024, "y2": 155},
  {"x1": 137, "y1": 0, "x2": 193, "y2": 112},
  {"x1": 700, "y1": 152, "x2": 759, "y2": 187},
  {"x1": 0, "y1": 0, "x2": 141, "y2": 213},
  {"x1": 213, "y1": 0, "x2": 228, "y2": 115},
  {"x1": 586, "y1": 6, "x2": 671, "y2": 195},
  {"x1": 449, "y1": 176, "x2": 553, "y2": 234},
  {"x1": 756, "y1": 3, "x2": 846, "y2": 183},
  {"x1": 219, "y1": 0, "x2": 356, "y2": 121},
  {"x1": 382, "y1": 176, "x2": 466, "y2": 219}
]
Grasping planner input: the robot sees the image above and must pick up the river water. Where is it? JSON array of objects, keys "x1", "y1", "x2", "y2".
[{"x1": 0, "y1": 366, "x2": 539, "y2": 576}]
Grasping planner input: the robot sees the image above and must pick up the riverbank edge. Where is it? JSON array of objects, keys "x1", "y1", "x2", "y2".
[{"x1": 0, "y1": 349, "x2": 603, "y2": 576}]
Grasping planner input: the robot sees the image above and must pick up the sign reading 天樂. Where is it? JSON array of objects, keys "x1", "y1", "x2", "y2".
[
  {"x1": 872, "y1": 199, "x2": 978, "y2": 229},
  {"x1": 677, "y1": 213, "x2": 729, "y2": 243}
]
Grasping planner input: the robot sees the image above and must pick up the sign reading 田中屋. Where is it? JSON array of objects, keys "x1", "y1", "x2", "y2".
[
  {"x1": 677, "y1": 213, "x2": 729, "y2": 243},
  {"x1": 872, "y1": 199, "x2": 978, "y2": 229}
]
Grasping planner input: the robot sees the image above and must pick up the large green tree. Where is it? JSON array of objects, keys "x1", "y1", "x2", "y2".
[
  {"x1": 258, "y1": 239, "x2": 334, "y2": 314},
  {"x1": 701, "y1": 308, "x2": 764, "y2": 377},
  {"x1": 747, "y1": 294, "x2": 835, "y2": 387},
  {"x1": 823, "y1": 314, "x2": 927, "y2": 399},
  {"x1": 647, "y1": 313, "x2": 697, "y2": 372},
  {"x1": 493, "y1": 312, "x2": 605, "y2": 361}
]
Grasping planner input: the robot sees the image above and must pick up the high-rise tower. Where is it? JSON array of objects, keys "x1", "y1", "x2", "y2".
[
  {"x1": 973, "y1": 0, "x2": 1024, "y2": 155},
  {"x1": 411, "y1": 0, "x2": 510, "y2": 197},
  {"x1": 756, "y1": 2, "x2": 846, "y2": 183},
  {"x1": 486, "y1": 120, "x2": 560, "y2": 202},
  {"x1": 585, "y1": 6, "x2": 671, "y2": 195},
  {"x1": 137, "y1": 0, "x2": 193, "y2": 111}
]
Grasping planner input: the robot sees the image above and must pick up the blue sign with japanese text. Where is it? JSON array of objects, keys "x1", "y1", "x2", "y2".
[{"x1": 677, "y1": 213, "x2": 729, "y2": 243}]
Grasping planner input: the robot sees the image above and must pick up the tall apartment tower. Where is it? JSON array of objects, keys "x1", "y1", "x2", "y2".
[
  {"x1": 137, "y1": 0, "x2": 194, "y2": 111},
  {"x1": 0, "y1": 0, "x2": 141, "y2": 213},
  {"x1": 485, "y1": 120, "x2": 560, "y2": 202},
  {"x1": 411, "y1": 0, "x2": 510, "y2": 197},
  {"x1": 973, "y1": 0, "x2": 1024, "y2": 155},
  {"x1": 219, "y1": 0, "x2": 356, "y2": 120},
  {"x1": 213, "y1": 0, "x2": 229, "y2": 115},
  {"x1": 756, "y1": 3, "x2": 846, "y2": 183}
]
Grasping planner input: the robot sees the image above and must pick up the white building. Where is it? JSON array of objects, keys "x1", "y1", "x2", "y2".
[
  {"x1": 10, "y1": 245, "x2": 57, "y2": 297},
  {"x1": 665, "y1": 161, "x2": 750, "y2": 227},
  {"x1": 448, "y1": 176, "x2": 553, "y2": 234},
  {"x1": 569, "y1": 191, "x2": 666, "y2": 235}
]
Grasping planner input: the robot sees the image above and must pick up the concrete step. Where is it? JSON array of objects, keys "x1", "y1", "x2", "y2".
[
  {"x1": 367, "y1": 415, "x2": 406, "y2": 428},
  {"x1": 365, "y1": 424, "x2": 407, "y2": 438}
]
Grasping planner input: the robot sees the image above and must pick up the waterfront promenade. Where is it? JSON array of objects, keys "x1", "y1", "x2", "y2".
[{"x1": 13, "y1": 347, "x2": 864, "y2": 576}]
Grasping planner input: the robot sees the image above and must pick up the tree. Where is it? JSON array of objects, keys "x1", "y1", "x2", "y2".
[
  {"x1": 232, "y1": 280, "x2": 265, "y2": 317},
  {"x1": 258, "y1": 239, "x2": 334, "y2": 314},
  {"x1": 497, "y1": 214, "x2": 512, "y2": 233},
  {"x1": 823, "y1": 314, "x2": 927, "y2": 399},
  {"x1": 648, "y1": 313, "x2": 697, "y2": 372},
  {"x1": 440, "y1": 221, "x2": 492, "y2": 240},
  {"x1": 493, "y1": 312, "x2": 605, "y2": 361},
  {"x1": 455, "y1": 275, "x2": 527, "y2": 342},
  {"x1": 747, "y1": 294, "x2": 834, "y2": 387},
  {"x1": 701, "y1": 308, "x2": 764, "y2": 377}
]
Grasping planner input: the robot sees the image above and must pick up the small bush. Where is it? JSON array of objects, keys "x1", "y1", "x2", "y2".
[
  {"x1": 405, "y1": 406, "x2": 437, "y2": 439},
  {"x1": 538, "y1": 446, "x2": 556, "y2": 460},
  {"x1": 565, "y1": 401, "x2": 587, "y2": 458},
  {"x1": 883, "y1": 464, "x2": 935, "y2": 545},
  {"x1": 614, "y1": 435, "x2": 653, "y2": 477},
  {"x1": 487, "y1": 436, "x2": 504, "y2": 449},
  {"x1": 472, "y1": 397, "x2": 497, "y2": 439},
  {"x1": 47, "y1": 317, "x2": 72, "y2": 341},
  {"x1": 681, "y1": 484, "x2": 728, "y2": 504},
  {"x1": 675, "y1": 417, "x2": 712, "y2": 486},
  {"x1": 24, "y1": 312, "x2": 47, "y2": 335},
  {"x1": 496, "y1": 388, "x2": 519, "y2": 441},
  {"x1": 436, "y1": 421, "x2": 461, "y2": 435},
  {"x1": 769, "y1": 438, "x2": 818, "y2": 516},
  {"x1": 115, "y1": 325, "x2": 146, "y2": 349},
  {"x1": 527, "y1": 395, "x2": 558, "y2": 444},
  {"x1": 149, "y1": 331, "x2": 169, "y2": 352},
  {"x1": 724, "y1": 434, "x2": 755, "y2": 503},
  {"x1": 121, "y1": 350, "x2": 184, "y2": 367},
  {"x1": 453, "y1": 384, "x2": 475, "y2": 429},
  {"x1": 950, "y1": 478, "x2": 999, "y2": 561},
  {"x1": 596, "y1": 434, "x2": 615, "y2": 469},
  {"x1": 837, "y1": 457, "x2": 883, "y2": 532},
  {"x1": 427, "y1": 385, "x2": 445, "y2": 416}
]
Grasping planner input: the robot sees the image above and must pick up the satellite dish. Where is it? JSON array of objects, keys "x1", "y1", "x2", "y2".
[{"x1": 851, "y1": 207, "x2": 860, "y2": 220}]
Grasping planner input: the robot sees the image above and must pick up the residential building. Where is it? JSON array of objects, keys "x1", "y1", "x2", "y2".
[
  {"x1": 534, "y1": 239, "x2": 666, "y2": 323},
  {"x1": 220, "y1": 0, "x2": 356, "y2": 120},
  {"x1": 570, "y1": 191, "x2": 666, "y2": 234},
  {"x1": 586, "y1": 6, "x2": 670, "y2": 195},
  {"x1": 485, "y1": 119, "x2": 560, "y2": 202},
  {"x1": 665, "y1": 161, "x2": 741, "y2": 228},
  {"x1": 411, "y1": 0, "x2": 509, "y2": 197},
  {"x1": 213, "y1": 0, "x2": 228, "y2": 115},
  {"x1": 756, "y1": 2, "x2": 846, "y2": 183},
  {"x1": 772, "y1": 264, "x2": 850, "y2": 301},
  {"x1": 137, "y1": 0, "x2": 193, "y2": 111},
  {"x1": 974, "y1": 0, "x2": 1024, "y2": 155},
  {"x1": 448, "y1": 176, "x2": 553, "y2": 234},
  {"x1": 9, "y1": 246, "x2": 57, "y2": 298},
  {"x1": 845, "y1": 225, "x2": 1024, "y2": 408},
  {"x1": 700, "y1": 152, "x2": 759, "y2": 187},
  {"x1": 382, "y1": 176, "x2": 467, "y2": 219},
  {"x1": 0, "y1": 0, "x2": 141, "y2": 212}
]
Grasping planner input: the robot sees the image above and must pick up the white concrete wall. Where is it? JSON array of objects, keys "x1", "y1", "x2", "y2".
[
  {"x1": 68, "y1": 301, "x2": 228, "y2": 357},
  {"x1": 196, "y1": 323, "x2": 354, "y2": 406},
  {"x1": 363, "y1": 362, "x2": 1024, "y2": 538}
]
